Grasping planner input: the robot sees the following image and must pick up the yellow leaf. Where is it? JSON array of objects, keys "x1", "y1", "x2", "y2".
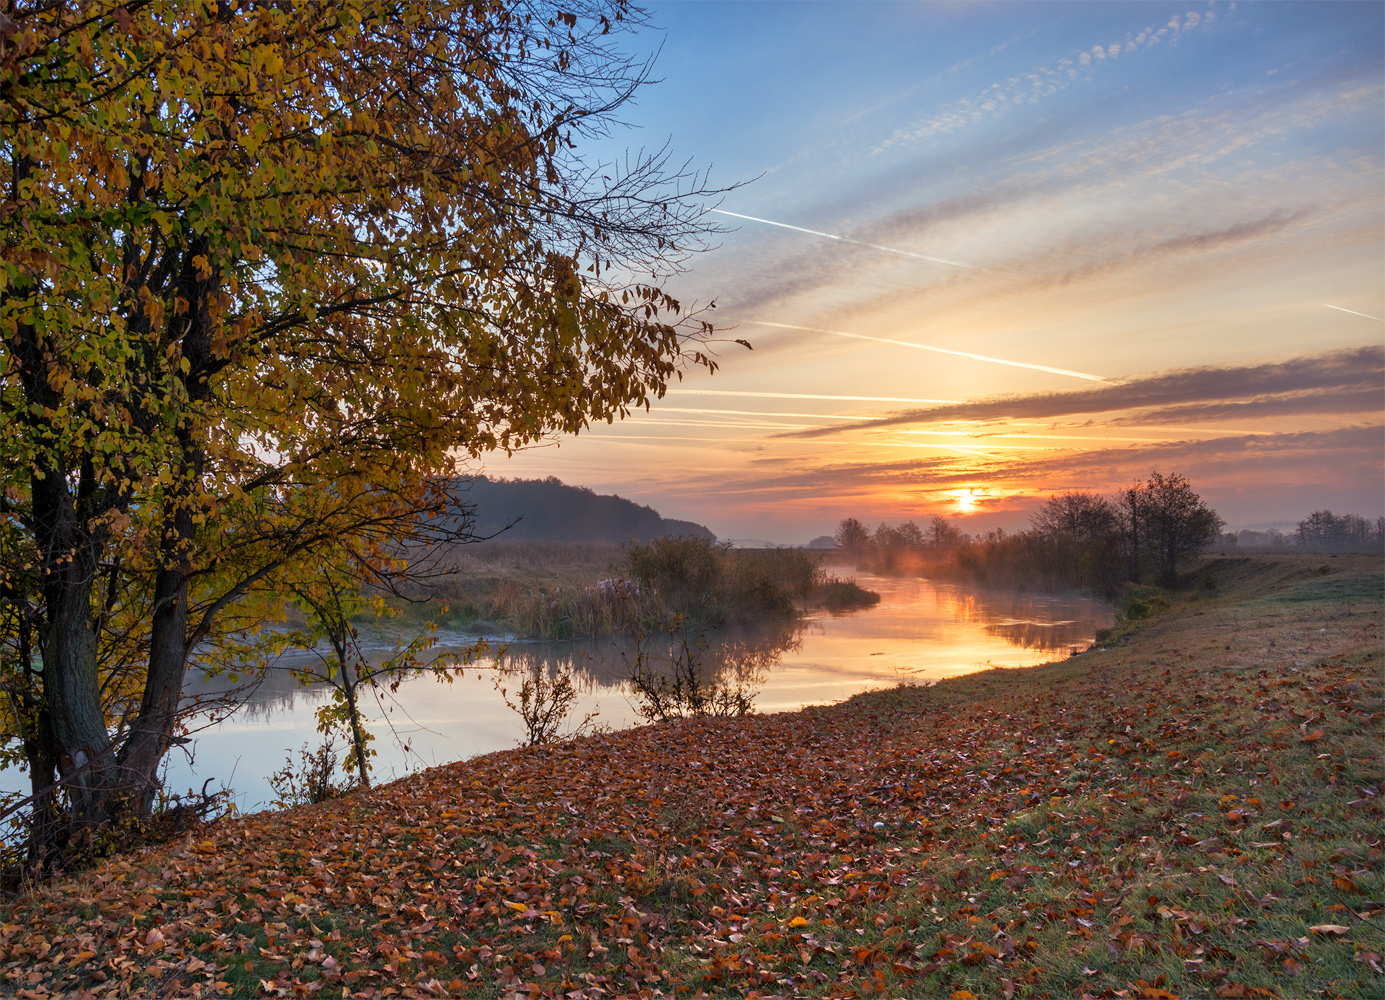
[
  {"x1": 504, "y1": 900, "x2": 527, "y2": 913},
  {"x1": 787, "y1": 916, "x2": 809, "y2": 927}
]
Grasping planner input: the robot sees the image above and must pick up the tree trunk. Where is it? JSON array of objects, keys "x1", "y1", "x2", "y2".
[
  {"x1": 32, "y1": 471, "x2": 118, "y2": 829},
  {"x1": 117, "y1": 238, "x2": 218, "y2": 816},
  {"x1": 342, "y1": 672, "x2": 371, "y2": 789},
  {"x1": 117, "y1": 543, "x2": 192, "y2": 816}
]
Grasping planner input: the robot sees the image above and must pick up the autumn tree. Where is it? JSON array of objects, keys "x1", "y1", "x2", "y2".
[{"x1": 1, "y1": 0, "x2": 727, "y2": 845}]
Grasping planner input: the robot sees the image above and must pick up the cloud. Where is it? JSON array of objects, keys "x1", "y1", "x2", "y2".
[
  {"x1": 876, "y1": 8, "x2": 1220, "y2": 151},
  {"x1": 1021, "y1": 209, "x2": 1313, "y2": 292},
  {"x1": 664, "y1": 389, "x2": 959, "y2": 404},
  {"x1": 1110, "y1": 389, "x2": 1385, "y2": 425},
  {"x1": 668, "y1": 425, "x2": 1383, "y2": 511},
  {"x1": 783, "y1": 346, "x2": 1385, "y2": 438}
]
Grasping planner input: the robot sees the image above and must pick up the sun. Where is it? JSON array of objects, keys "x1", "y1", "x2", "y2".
[{"x1": 953, "y1": 488, "x2": 983, "y2": 513}]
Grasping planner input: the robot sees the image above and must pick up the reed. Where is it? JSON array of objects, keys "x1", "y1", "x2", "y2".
[{"x1": 381, "y1": 537, "x2": 869, "y2": 640}]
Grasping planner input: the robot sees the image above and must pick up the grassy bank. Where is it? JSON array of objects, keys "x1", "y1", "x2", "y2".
[{"x1": 3, "y1": 554, "x2": 1380, "y2": 998}]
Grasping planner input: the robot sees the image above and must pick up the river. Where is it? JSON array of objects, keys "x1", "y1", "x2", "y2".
[
  {"x1": 0, "y1": 573, "x2": 1111, "y2": 815},
  {"x1": 156, "y1": 571, "x2": 1111, "y2": 812}
]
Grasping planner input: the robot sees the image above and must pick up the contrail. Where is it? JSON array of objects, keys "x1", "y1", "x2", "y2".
[
  {"x1": 661, "y1": 406, "x2": 869, "y2": 421},
  {"x1": 1326, "y1": 304, "x2": 1384, "y2": 322},
  {"x1": 710, "y1": 209, "x2": 979, "y2": 270},
  {"x1": 665, "y1": 389, "x2": 959, "y2": 404},
  {"x1": 752, "y1": 321, "x2": 1113, "y2": 384},
  {"x1": 619, "y1": 417, "x2": 819, "y2": 431}
]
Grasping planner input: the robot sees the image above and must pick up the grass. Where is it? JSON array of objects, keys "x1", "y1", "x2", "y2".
[
  {"x1": 822, "y1": 579, "x2": 883, "y2": 612},
  {"x1": 2, "y1": 552, "x2": 1379, "y2": 999}
]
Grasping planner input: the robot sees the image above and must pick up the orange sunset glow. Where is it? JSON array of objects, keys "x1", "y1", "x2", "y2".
[{"x1": 489, "y1": 3, "x2": 1383, "y2": 544}]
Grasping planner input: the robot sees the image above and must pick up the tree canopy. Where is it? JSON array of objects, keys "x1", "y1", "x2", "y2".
[{"x1": 1, "y1": 0, "x2": 726, "y2": 854}]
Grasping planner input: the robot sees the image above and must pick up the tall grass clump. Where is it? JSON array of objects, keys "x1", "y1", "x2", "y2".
[
  {"x1": 381, "y1": 538, "x2": 869, "y2": 640},
  {"x1": 626, "y1": 537, "x2": 822, "y2": 629}
]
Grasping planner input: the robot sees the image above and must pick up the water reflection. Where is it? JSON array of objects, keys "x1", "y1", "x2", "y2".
[
  {"x1": 483, "y1": 618, "x2": 801, "y2": 693},
  {"x1": 4, "y1": 573, "x2": 1111, "y2": 811}
]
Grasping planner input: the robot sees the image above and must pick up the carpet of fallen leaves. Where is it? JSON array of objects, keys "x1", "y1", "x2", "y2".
[{"x1": 2, "y1": 555, "x2": 1382, "y2": 1000}]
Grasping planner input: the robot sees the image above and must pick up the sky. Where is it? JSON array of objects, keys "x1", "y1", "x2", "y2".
[{"x1": 488, "y1": 0, "x2": 1384, "y2": 545}]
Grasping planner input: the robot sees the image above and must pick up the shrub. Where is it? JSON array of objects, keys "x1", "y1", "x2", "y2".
[
  {"x1": 822, "y1": 579, "x2": 882, "y2": 612},
  {"x1": 269, "y1": 734, "x2": 358, "y2": 809},
  {"x1": 625, "y1": 538, "x2": 820, "y2": 629}
]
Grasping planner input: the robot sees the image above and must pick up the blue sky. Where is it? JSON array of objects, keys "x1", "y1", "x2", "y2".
[{"x1": 493, "y1": 1, "x2": 1385, "y2": 543}]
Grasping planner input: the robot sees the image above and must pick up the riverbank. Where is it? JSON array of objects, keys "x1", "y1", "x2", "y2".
[{"x1": 2, "y1": 554, "x2": 1380, "y2": 998}]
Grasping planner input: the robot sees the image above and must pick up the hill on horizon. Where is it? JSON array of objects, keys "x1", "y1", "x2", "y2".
[{"x1": 456, "y1": 476, "x2": 715, "y2": 545}]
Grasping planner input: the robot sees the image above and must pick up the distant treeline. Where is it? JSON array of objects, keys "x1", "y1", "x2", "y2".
[
  {"x1": 456, "y1": 475, "x2": 714, "y2": 544},
  {"x1": 836, "y1": 471, "x2": 1223, "y2": 595},
  {"x1": 1221, "y1": 511, "x2": 1385, "y2": 553}
]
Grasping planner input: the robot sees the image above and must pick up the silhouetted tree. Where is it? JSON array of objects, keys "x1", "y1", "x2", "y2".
[
  {"x1": 896, "y1": 521, "x2": 927, "y2": 548},
  {"x1": 1136, "y1": 472, "x2": 1224, "y2": 586},
  {"x1": 1031, "y1": 491, "x2": 1122, "y2": 591},
  {"x1": 834, "y1": 518, "x2": 872, "y2": 555},
  {"x1": 1031, "y1": 492, "x2": 1119, "y2": 544},
  {"x1": 927, "y1": 516, "x2": 967, "y2": 552},
  {"x1": 1295, "y1": 511, "x2": 1384, "y2": 552}
]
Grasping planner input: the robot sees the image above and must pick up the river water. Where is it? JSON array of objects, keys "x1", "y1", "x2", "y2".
[
  {"x1": 1, "y1": 573, "x2": 1111, "y2": 814},
  {"x1": 160, "y1": 572, "x2": 1111, "y2": 812}
]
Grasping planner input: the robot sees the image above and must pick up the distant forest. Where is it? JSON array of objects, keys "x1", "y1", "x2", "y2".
[
  {"x1": 1222, "y1": 511, "x2": 1385, "y2": 552},
  {"x1": 834, "y1": 478, "x2": 1381, "y2": 598},
  {"x1": 458, "y1": 476, "x2": 714, "y2": 544}
]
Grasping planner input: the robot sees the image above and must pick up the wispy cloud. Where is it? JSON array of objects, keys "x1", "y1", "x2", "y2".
[
  {"x1": 660, "y1": 407, "x2": 869, "y2": 421},
  {"x1": 783, "y1": 346, "x2": 1385, "y2": 438},
  {"x1": 665, "y1": 389, "x2": 959, "y2": 404},
  {"x1": 877, "y1": 8, "x2": 1219, "y2": 151},
  {"x1": 1017, "y1": 210, "x2": 1313, "y2": 293}
]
